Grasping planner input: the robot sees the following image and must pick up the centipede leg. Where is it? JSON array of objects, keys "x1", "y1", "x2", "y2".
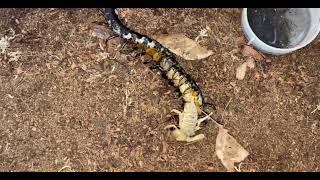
[
  {"x1": 120, "y1": 42, "x2": 139, "y2": 55},
  {"x1": 106, "y1": 35, "x2": 117, "y2": 42},
  {"x1": 143, "y1": 60, "x2": 162, "y2": 71},
  {"x1": 186, "y1": 134, "x2": 205, "y2": 143}
]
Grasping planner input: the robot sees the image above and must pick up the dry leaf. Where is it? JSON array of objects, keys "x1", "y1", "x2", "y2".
[
  {"x1": 215, "y1": 127, "x2": 249, "y2": 172},
  {"x1": 236, "y1": 62, "x2": 247, "y2": 80},
  {"x1": 0, "y1": 37, "x2": 10, "y2": 54},
  {"x1": 90, "y1": 25, "x2": 111, "y2": 40},
  {"x1": 241, "y1": 45, "x2": 264, "y2": 61},
  {"x1": 153, "y1": 33, "x2": 213, "y2": 60},
  {"x1": 236, "y1": 58, "x2": 256, "y2": 80}
]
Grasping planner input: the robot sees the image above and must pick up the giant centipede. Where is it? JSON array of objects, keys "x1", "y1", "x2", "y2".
[{"x1": 103, "y1": 8, "x2": 205, "y2": 112}]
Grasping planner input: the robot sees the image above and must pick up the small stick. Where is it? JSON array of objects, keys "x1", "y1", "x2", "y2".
[
  {"x1": 311, "y1": 104, "x2": 320, "y2": 114},
  {"x1": 201, "y1": 110, "x2": 223, "y2": 128},
  {"x1": 221, "y1": 98, "x2": 232, "y2": 123},
  {"x1": 58, "y1": 165, "x2": 71, "y2": 172}
]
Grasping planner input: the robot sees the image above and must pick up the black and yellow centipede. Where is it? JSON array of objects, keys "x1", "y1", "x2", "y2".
[{"x1": 104, "y1": 8, "x2": 205, "y2": 111}]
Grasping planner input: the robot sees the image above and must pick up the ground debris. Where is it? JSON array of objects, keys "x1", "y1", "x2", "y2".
[
  {"x1": 153, "y1": 33, "x2": 213, "y2": 60},
  {"x1": 215, "y1": 127, "x2": 249, "y2": 172}
]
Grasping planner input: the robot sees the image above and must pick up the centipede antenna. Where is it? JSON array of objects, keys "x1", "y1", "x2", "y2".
[
  {"x1": 98, "y1": 8, "x2": 105, "y2": 16},
  {"x1": 106, "y1": 35, "x2": 117, "y2": 42}
]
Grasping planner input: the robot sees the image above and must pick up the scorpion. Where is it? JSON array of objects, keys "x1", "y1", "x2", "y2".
[{"x1": 103, "y1": 8, "x2": 213, "y2": 143}]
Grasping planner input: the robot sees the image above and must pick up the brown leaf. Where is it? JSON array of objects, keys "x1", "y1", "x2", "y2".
[
  {"x1": 153, "y1": 33, "x2": 213, "y2": 60},
  {"x1": 90, "y1": 25, "x2": 111, "y2": 40},
  {"x1": 215, "y1": 127, "x2": 249, "y2": 172},
  {"x1": 241, "y1": 45, "x2": 264, "y2": 61},
  {"x1": 236, "y1": 58, "x2": 256, "y2": 80}
]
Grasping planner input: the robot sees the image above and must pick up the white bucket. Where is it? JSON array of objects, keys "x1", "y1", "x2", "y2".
[{"x1": 242, "y1": 8, "x2": 320, "y2": 55}]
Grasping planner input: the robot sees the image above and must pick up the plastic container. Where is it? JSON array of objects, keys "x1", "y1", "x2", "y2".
[{"x1": 242, "y1": 8, "x2": 320, "y2": 55}]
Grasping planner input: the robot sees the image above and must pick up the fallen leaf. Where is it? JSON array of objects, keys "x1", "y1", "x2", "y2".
[
  {"x1": 91, "y1": 25, "x2": 111, "y2": 40},
  {"x1": 241, "y1": 45, "x2": 264, "y2": 61},
  {"x1": 215, "y1": 127, "x2": 249, "y2": 172},
  {"x1": 236, "y1": 62, "x2": 247, "y2": 80},
  {"x1": 236, "y1": 58, "x2": 256, "y2": 80},
  {"x1": 0, "y1": 37, "x2": 10, "y2": 54},
  {"x1": 153, "y1": 33, "x2": 213, "y2": 60}
]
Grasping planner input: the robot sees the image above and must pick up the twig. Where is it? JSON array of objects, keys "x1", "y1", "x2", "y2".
[
  {"x1": 123, "y1": 88, "x2": 129, "y2": 118},
  {"x1": 311, "y1": 104, "x2": 320, "y2": 114},
  {"x1": 201, "y1": 110, "x2": 223, "y2": 128},
  {"x1": 58, "y1": 165, "x2": 71, "y2": 172},
  {"x1": 221, "y1": 98, "x2": 232, "y2": 124}
]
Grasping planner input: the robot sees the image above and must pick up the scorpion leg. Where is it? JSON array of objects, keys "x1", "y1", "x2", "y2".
[
  {"x1": 195, "y1": 112, "x2": 213, "y2": 131},
  {"x1": 171, "y1": 109, "x2": 182, "y2": 115},
  {"x1": 164, "y1": 124, "x2": 178, "y2": 130},
  {"x1": 186, "y1": 134, "x2": 205, "y2": 143}
]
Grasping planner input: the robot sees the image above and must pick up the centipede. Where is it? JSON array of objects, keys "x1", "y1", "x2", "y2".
[{"x1": 103, "y1": 8, "x2": 213, "y2": 143}]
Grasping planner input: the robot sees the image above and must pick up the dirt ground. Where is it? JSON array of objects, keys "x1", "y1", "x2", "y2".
[{"x1": 0, "y1": 8, "x2": 319, "y2": 172}]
